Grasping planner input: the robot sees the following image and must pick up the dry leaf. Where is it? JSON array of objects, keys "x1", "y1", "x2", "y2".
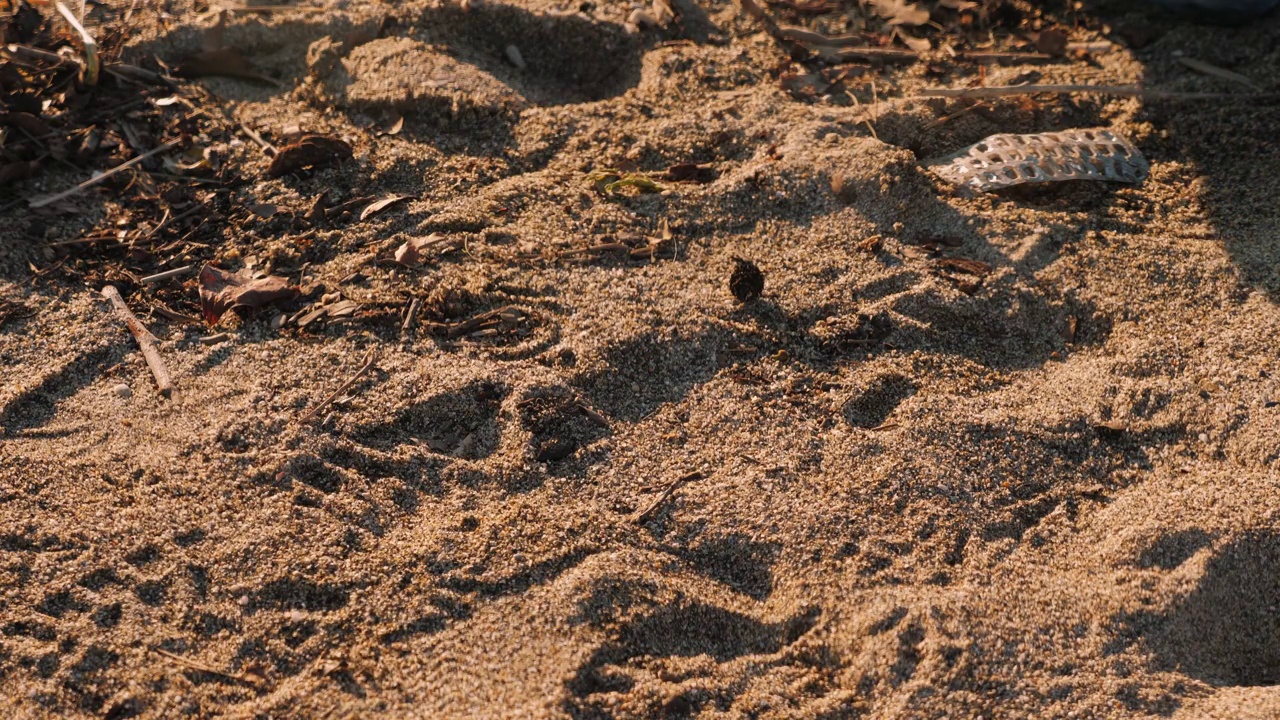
[
  {"x1": 868, "y1": 0, "x2": 930, "y2": 26},
  {"x1": 198, "y1": 264, "x2": 298, "y2": 325},
  {"x1": 393, "y1": 233, "x2": 448, "y2": 266},
  {"x1": 248, "y1": 203, "x2": 277, "y2": 218},
  {"x1": 937, "y1": 0, "x2": 977, "y2": 10},
  {"x1": 359, "y1": 194, "x2": 415, "y2": 222},
  {"x1": 266, "y1": 134, "x2": 353, "y2": 177},
  {"x1": 378, "y1": 114, "x2": 404, "y2": 136}
]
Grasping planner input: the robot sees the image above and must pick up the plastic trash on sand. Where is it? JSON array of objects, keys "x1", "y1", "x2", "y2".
[{"x1": 924, "y1": 128, "x2": 1149, "y2": 192}]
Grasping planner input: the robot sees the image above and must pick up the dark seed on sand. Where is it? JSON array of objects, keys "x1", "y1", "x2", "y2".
[{"x1": 730, "y1": 257, "x2": 764, "y2": 303}]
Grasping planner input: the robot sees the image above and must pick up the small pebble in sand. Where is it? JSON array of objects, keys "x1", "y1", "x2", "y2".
[
  {"x1": 112, "y1": 383, "x2": 132, "y2": 399},
  {"x1": 730, "y1": 257, "x2": 764, "y2": 303},
  {"x1": 504, "y1": 44, "x2": 526, "y2": 69}
]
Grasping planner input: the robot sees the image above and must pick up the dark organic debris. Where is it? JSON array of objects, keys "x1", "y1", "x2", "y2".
[
  {"x1": 175, "y1": 48, "x2": 276, "y2": 84},
  {"x1": 394, "y1": 233, "x2": 464, "y2": 267},
  {"x1": 292, "y1": 297, "x2": 361, "y2": 330},
  {"x1": 266, "y1": 134, "x2": 353, "y2": 177},
  {"x1": 662, "y1": 163, "x2": 718, "y2": 183},
  {"x1": 424, "y1": 306, "x2": 532, "y2": 339},
  {"x1": 198, "y1": 265, "x2": 298, "y2": 325},
  {"x1": 360, "y1": 194, "x2": 416, "y2": 222},
  {"x1": 1036, "y1": 28, "x2": 1069, "y2": 56},
  {"x1": 934, "y1": 257, "x2": 991, "y2": 276},
  {"x1": 730, "y1": 257, "x2": 765, "y2": 302}
]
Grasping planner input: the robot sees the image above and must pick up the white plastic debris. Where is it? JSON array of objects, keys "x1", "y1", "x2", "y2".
[{"x1": 924, "y1": 128, "x2": 1149, "y2": 192}]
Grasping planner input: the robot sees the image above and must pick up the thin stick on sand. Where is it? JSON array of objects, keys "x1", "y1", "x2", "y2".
[
  {"x1": 140, "y1": 265, "x2": 194, "y2": 284},
  {"x1": 917, "y1": 84, "x2": 1280, "y2": 101},
  {"x1": 632, "y1": 471, "x2": 704, "y2": 524},
  {"x1": 299, "y1": 348, "x2": 377, "y2": 423},
  {"x1": 151, "y1": 648, "x2": 263, "y2": 686},
  {"x1": 400, "y1": 297, "x2": 421, "y2": 338},
  {"x1": 101, "y1": 285, "x2": 174, "y2": 399},
  {"x1": 29, "y1": 139, "x2": 180, "y2": 208}
]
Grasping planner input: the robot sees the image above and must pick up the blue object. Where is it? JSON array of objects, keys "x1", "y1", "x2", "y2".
[{"x1": 1148, "y1": 0, "x2": 1280, "y2": 23}]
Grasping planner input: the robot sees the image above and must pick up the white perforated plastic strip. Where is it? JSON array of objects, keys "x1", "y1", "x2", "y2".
[{"x1": 924, "y1": 129, "x2": 1149, "y2": 192}]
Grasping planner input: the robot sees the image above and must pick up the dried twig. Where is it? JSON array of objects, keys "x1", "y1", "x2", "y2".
[
  {"x1": 736, "y1": 0, "x2": 916, "y2": 63},
  {"x1": 101, "y1": 285, "x2": 174, "y2": 398},
  {"x1": 1177, "y1": 57, "x2": 1261, "y2": 91},
  {"x1": 917, "y1": 84, "x2": 1279, "y2": 101},
  {"x1": 828, "y1": 46, "x2": 918, "y2": 63},
  {"x1": 300, "y1": 348, "x2": 377, "y2": 423},
  {"x1": 203, "y1": 3, "x2": 327, "y2": 15},
  {"x1": 423, "y1": 306, "x2": 528, "y2": 338},
  {"x1": 238, "y1": 121, "x2": 278, "y2": 156},
  {"x1": 2, "y1": 44, "x2": 68, "y2": 64},
  {"x1": 400, "y1": 297, "x2": 421, "y2": 338},
  {"x1": 777, "y1": 25, "x2": 867, "y2": 47},
  {"x1": 959, "y1": 51, "x2": 1054, "y2": 63},
  {"x1": 152, "y1": 648, "x2": 263, "y2": 687},
  {"x1": 141, "y1": 265, "x2": 194, "y2": 284},
  {"x1": 199, "y1": 332, "x2": 230, "y2": 346},
  {"x1": 29, "y1": 139, "x2": 181, "y2": 208},
  {"x1": 632, "y1": 471, "x2": 704, "y2": 524}
]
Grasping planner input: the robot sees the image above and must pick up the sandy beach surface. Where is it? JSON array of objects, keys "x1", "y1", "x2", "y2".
[{"x1": 2, "y1": 0, "x2": 1280, "y2": 717}]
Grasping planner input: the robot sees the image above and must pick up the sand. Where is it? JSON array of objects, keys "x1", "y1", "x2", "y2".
[{"x1": 2, "y1": 0, "x2": 1280, "y2": 717}]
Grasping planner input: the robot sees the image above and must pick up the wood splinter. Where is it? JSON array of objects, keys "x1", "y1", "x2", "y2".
[
  {"x1": 632, "y1": 471, "x2": 704, "y2": 524},
  {"x1": 300, "y1": 348, "x2": 378, "y2": 423},
  {"x1": 101, "y1": 285, "x2": 174, "y2": 398},
  {"x1": 152, "y1": 648, "x2": 263, "y2": 687}
]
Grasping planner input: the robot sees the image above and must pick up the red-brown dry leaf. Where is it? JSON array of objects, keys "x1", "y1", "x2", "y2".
[
  {"x1": 198, "y1": 264, "x2": 298, "y2": 325},
  {"x1": 266, "y1": 135, "x2": 353, "y2": 178}
]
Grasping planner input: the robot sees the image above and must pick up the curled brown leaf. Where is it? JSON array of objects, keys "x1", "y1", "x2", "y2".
[
  {"x1": 198, "y1": 264, "x2": 298, "y2": 325},
  {"x1": 266, "y1": 135, "x2": 353, "y2": 178}
]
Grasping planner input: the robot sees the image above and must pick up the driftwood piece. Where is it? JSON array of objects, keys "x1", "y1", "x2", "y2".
[{"x1": 101, "y1": 285, "x2": 174, "y2": 398}]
